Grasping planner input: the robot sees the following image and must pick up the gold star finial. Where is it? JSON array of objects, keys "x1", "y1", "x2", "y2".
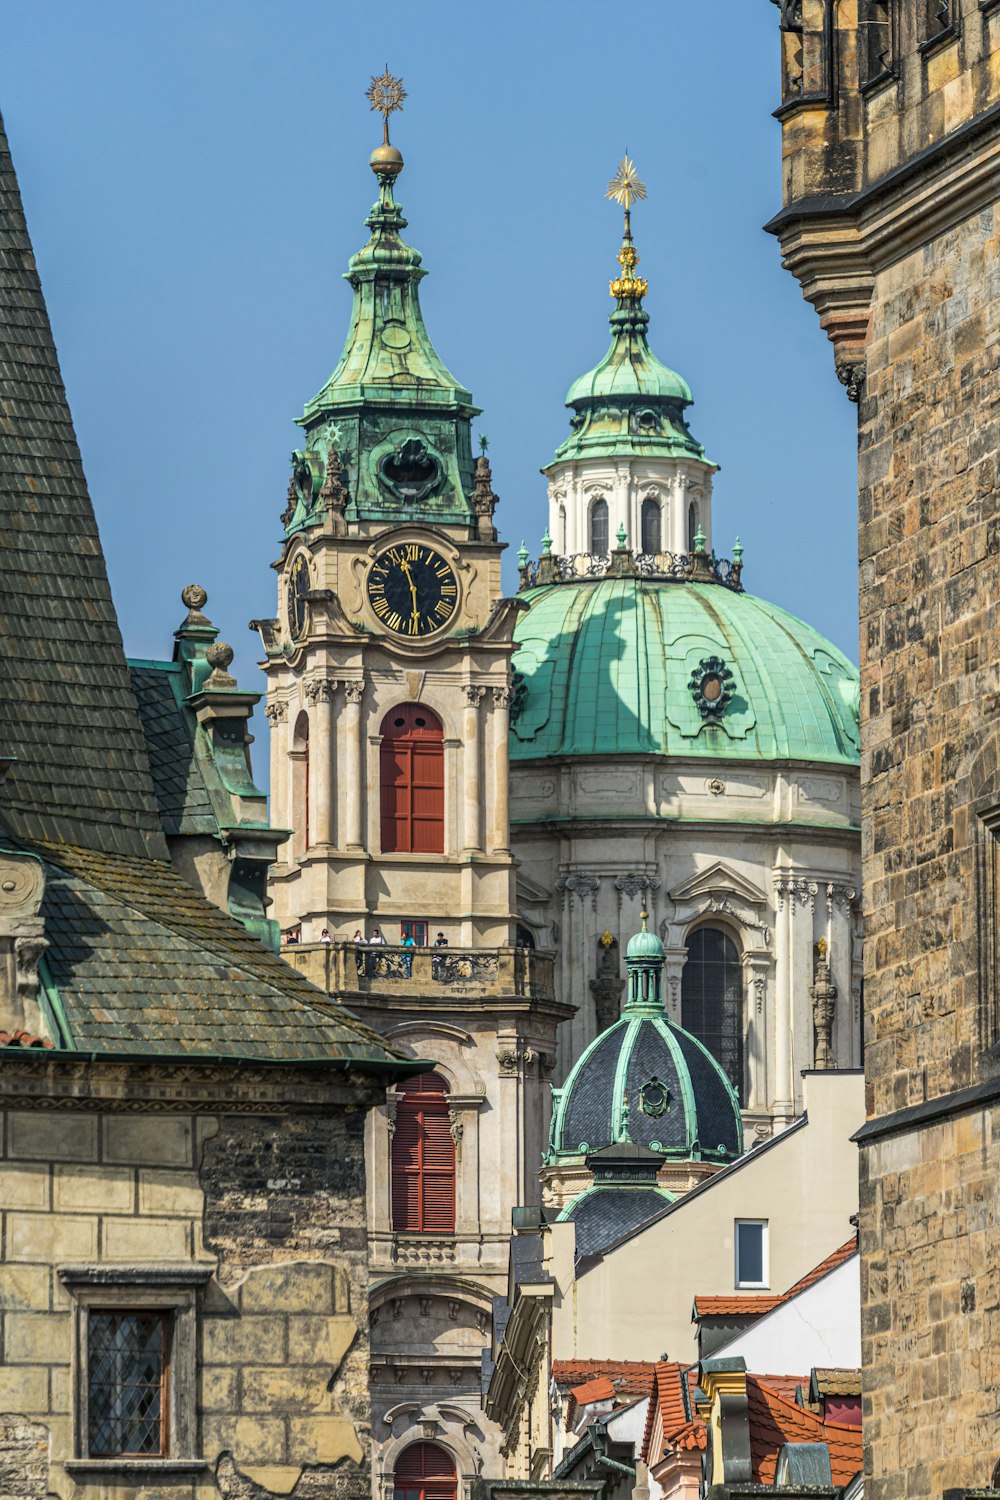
[
  {"x1": 606, "y1": 154, "x2": 649, "y2": 301},
  {"x1": 605, "y1": 153, "x2": 647, "y2": 211},
  {"x1": 367, "y1": 66, "x2": 407, "y2": 146}
]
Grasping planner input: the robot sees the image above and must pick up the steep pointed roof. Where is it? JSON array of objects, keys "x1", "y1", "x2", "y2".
[
  {"x1": 0, "y1": 111, "x2": 415, "y2": 1075},
  {"x1": 0, "y1": 110, "x2": 166, "y2": 860}
]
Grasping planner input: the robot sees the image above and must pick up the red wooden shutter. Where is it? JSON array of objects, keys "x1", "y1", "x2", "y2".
[
  {"x1": 391, "y1": 1073, "x2": 455, "y2": 1233},
  {"x1": 380, "y1": 706, "x2": 444, "y2": 854},
  {"x1": 393, "y1": 1442, "x2": 457, "y2": 1500}
]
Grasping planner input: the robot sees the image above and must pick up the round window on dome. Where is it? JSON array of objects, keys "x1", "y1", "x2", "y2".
[
  {"x1": 639, "y1": 1076, "x2": 670, "y2": 1118},
  {"x1": 689, "y1": 656, "x2": 736, "y2": 720},
  {"x1": 701, "y1": 673, "x2": 723, "y2": 703}
]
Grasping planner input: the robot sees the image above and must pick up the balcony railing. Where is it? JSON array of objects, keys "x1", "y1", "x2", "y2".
[
  {"x1": 517, "y1": 545, "x2": 743, "y2": 593},
  {"x1": 284, "y1": 940, "x2": 555, "y2": 1000}
]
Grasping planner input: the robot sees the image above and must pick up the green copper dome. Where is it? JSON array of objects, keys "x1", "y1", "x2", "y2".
[
  {"x1": 510, "y1": 576, "x2": 860, "y2": 766},
  {"x1": 546, "y1": 915, "x2": 743, "y2": 1166},
  {"x1": 626, "y1": 910, "x2": 664, "y2": 961}
]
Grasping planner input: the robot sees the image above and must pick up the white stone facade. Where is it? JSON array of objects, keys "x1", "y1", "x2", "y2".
[{"x1": 545, "y1": 455, "x2": 717, "y2": 558}]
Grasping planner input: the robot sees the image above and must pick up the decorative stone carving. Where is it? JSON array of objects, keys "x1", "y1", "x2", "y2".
[
  {"x1": 556, "y1": 873, "x2": 601, "y2": 910},
  {"x1": 305, "y1": 677, "x2": 338, "y2": 703},
  {"x1": 447, "y1": 1109, "x2": 464, "y2": 1158},
  {"x1": 418, "y1": 1297, "x2": 432, "y2": 1318},
  {"x1": 615, "y1": 873, "x2": 661, "y2": 900},
  {"x1": 689, "y1": 656, "x2": 736, "y2": 720},
  {"x1": 319, "y1": 444, "x2": 350, "y2": 517},
  {"x1": 343, "y1": 678, "x2": 366, "y2": 704},
  {"x1": 836, "y1": 359, "x2": 866, "y2": 404},
  {"x1": 264, "y1": 701, "x2": 288, "y2": 725},
  {"x1": 810, "y1": 939, "x2": 838, "y2": 1069},
  {"x1": 464, "y1": 684, "x2": 486, "y2": 707},
  {"x1": 0, "y1": 851, "x2": 48, "y2": 1035},
  {"x1": 446, "y1": 1300, "x2": 460, "y2": 1322},
  {"x1": 589, "y1": 930, "x2": 625, "y2": 1032},
  {"x1": 205, "y1": 641, "x2": 237, "y2": 689},
  {"x1": 497, "y1": 1048, "x2": 520, "y2": 1076},
  {"x1": 707, "y1": 776, "x2": 726, "y2": 795},
  {"x1": 432, "y1": 953, "x2": 499, "y2": 984},
  {"x1": 491, "y1": 685, "x2": 512, "y2": 708},
  {"x1": 357, "y1": 950, "x2": 413, "y2": 981},
  {"x1": 705, "y1": 895, "x2": 773, "y2": 946}
]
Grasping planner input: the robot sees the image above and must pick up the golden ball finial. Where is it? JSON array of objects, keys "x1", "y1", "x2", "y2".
[{"x1": 370, "y1": 142, "x2": 404, "y2": 179}]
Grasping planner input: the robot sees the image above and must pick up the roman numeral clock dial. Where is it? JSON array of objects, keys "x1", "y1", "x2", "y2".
[{"x1": 366, "y1": 544, "x2": 459, "y2": 637}]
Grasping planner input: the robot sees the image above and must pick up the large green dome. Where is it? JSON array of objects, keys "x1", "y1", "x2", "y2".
[{"x1": 510, "y1": 576, "x2": 860, "y2": 766}]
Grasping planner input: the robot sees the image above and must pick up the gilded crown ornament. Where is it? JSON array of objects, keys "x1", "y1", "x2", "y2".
[
  {"x1": 605, "y1": 153, "x2": 649, "y2": 300},
  {"x1": 367, "y1": 67, "x2": 407, "y2": 178}
]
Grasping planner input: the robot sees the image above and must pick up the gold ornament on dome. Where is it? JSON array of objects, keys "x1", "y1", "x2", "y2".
[
  {"x1": 367, "y1": 66, "x2": 407, "y2": 143},
  {"x1": 606, "y1": 153, "x2": 649, "y2": 300},
  {"x1": 605, "y1": 154, "x2": 647, "y2": 211}
]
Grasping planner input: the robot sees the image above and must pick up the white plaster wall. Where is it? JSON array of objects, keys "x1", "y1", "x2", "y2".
[{"x1": 709, "y1": 1254, "x2": 862, "y2": 1372}]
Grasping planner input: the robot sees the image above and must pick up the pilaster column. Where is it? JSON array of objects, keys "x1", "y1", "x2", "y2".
[
  {"x1": 265, "y1": 700, "x2": 289, "y2": 831},
  {"x1": 772, "y1": 873, "x2": 793, "y2": 1121},
  {"x1": 305, "y1": 678, "x2": 337, "y2": 845},
  {"x1": 744, "y1": 953, "x2": 772, "y2": 1112},
  {"x1": 463, "y1": 686, "x2": 485, "y2": 854},
  {"x1": 341, "y1": 677, "x2": 365, "y2": 852},
  {"x1": 488, "y1": 686, "x2": 511, "y2": 854}
]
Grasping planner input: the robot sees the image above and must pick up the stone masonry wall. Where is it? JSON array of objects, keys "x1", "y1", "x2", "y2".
[
  {"x1": 858, "y1": 197, "x2": 1000, "y2": 1499},
  {"x1": 0, "y1": 1104, "x2": 371, "y2": 1500}
]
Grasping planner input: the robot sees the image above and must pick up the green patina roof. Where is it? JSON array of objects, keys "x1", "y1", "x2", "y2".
[
  {"x1": 289, "y1": 162, "x2": 479, "y2": 531},
  {"x1": 511, "y1": 577, "x2": 860, "y2": 767},
  {"x1": 18, "y1": 839, "x2": 413, "y2": 1064},
  {"x1": 549, "y1": 260, "x2": 710, "y2": 467}
]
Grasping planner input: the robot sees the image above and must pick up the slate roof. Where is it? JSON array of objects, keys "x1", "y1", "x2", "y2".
[
  {"x1": 0, "y1": 110, "x2": 166, "y2": 861},
  {"x1": 746, "y1": 1375, "x2": 862, "y2": 1486},
  {"x1": 0, "y1": 111, "x2": 412, "y2": 1073},
  {"x1": 129, "y1": 663, "x2": 217, "y2": 836},
  {"x1": 693, "y1": 1237, "x2": 857, "y2": 1319},
  {"x1": 24, "y1": 838, "x2": 406, "y2": 1063}
]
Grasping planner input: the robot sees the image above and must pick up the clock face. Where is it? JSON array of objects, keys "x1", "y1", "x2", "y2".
[
  {"x1": 367, "y1": 543, "x2": 459, "y2": 638},
  {"x1": 287, "y1": 555, "x2": 310, "y2": 641}
]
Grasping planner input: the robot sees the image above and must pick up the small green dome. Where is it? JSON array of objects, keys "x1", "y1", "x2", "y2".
[
  {"x1": 551, "y1": 302, "x2": 709, "y2": 467},
  {"x1": 510, "y1": 577, "x2": 860, "y2": 767},
  {"x1": 626, "y1": 911, "x2": 664, "y2": 961}
]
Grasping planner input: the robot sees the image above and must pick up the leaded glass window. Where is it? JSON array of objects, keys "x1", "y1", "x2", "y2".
[
  {"x1": 88, "y1": 1311, "x2": 168, "y2": 1457},
  {"x1": 590, "y1": 498, "x2": 609, "y2": 556},
  {"x1": 641, "y1": 497, "x2": 662, "y2": 554},
  {"x1": 681, "y1": 926, "x2": 744, "y2": 1103}
]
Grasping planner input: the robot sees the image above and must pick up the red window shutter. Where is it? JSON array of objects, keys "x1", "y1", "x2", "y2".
[
  {"x1": 380, "y1": 706, "x2": 444, "y2": 854},
  {"x1": 391, "y1": 1073, "x2": 455, "y2": 1233},
  {"x1": 394, "y1": 1442, "x2": 457, "y2": 1500}
]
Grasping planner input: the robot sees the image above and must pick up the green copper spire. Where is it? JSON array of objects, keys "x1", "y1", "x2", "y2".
[
  {"x1": 289, "y1": 73, "x2": 480, "y2": 533},
  {"x1": 548, "y1": 158, "x2": 711, "y2": 469}
]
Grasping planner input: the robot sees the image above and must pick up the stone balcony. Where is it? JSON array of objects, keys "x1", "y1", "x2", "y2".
[{"x1": 283, "y1": 940, "x2": 556, "y2": 1005}]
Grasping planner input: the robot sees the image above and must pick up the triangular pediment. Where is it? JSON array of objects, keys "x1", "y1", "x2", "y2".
[
  {"x1": 517, "y1": 872, "x2": 552, "y2": 906},
  {"x1": 669, "y1": 861, "x2": 769, "y2": 908}
]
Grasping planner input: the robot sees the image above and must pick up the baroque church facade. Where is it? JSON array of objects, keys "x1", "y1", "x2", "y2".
[{"x1": 259, "y1": 92, "x2": 864, "y2": 1499}]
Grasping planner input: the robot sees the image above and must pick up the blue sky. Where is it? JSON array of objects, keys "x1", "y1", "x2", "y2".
[{"x1": 1, "y1": 1, "x2": 859, "y2": 724}]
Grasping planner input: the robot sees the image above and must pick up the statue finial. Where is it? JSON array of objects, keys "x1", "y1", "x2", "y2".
[
  {"x1": 606, "y1": 153, "x2": 649, "y2": 300},
  {"x1": 367, "y1": 67, "x2": 407, "y2": 179}
]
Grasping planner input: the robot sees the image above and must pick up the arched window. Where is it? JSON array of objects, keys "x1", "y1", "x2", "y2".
[
  {"x1": 292, "y1": 710, "x2": 310, "y2": 852},
  {"x1": 391, "y1": 1072, "x2": 456, "y2": 1233},
  {"x1": 394, "y1": 1443, "x2": 457, "y2": 1500},
  {"x1": 590, "y1": 498, "x2": 609, "y2": 555},
  {"x1": 641, "y1": 497, "x2": 662, "y2": 554},
  {"x1": 687, "y1": 500, "x2": 699, "y2": 551},
  {"x1": 380, "y1": 705, "x2": 444, "y2": 854},
  {"x1": 682, "y1": 927, "x2": 744, "y2": 1103}
]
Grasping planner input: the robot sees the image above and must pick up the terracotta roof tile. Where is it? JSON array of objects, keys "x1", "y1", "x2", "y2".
[
  {"x1": 568, "y1": 1376, "x2": 616, "y2": 1407},
  {"x1": 747, "y1": 1375, "x2": 862, "y2": 1486},
  {"x1": 0, "y1": 1030, "x2": 52, "y2": 1048},
  {"x1": 552, "y1": 1360, "x2": 656, "y2": 1398},
  {"x1": 641, "y1": 1362, "x2": 706, "y2": 1465},
  {"x1": 693, "y1": 1237, "x2": 857, "y2": 1320}
]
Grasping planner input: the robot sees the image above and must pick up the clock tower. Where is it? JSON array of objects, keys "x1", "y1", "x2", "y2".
[
  {"x1": 257, "y1": 86, "x2": 519, "y2": 947},
  {"x1": 254, "y1": 78, "x2": 571, "y2": 1490}
]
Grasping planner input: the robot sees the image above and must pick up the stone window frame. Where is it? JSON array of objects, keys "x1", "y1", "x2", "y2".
[
  {"x1": 858, "y1": 0, "x2": 899, "y2": 93},
  {"x1": 59, "y1": 1264, "x2": 213, "y2": 1474},
  {"x1": 918, "y1": 0, "x2": 961, "y2": 54}
]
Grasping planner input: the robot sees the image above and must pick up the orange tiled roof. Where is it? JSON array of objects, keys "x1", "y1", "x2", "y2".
[
  {"x1": 0, "y1": 1029, "x2": 52, "y2": 1048},
  {"x1": 568, "y1": 1376, "x2": 617, "y2": 1407},
  {"x1": 641, "y1": 1361, "x2": 707, "y2": 1465},
  {"x1": 552, "y1": 1360, "x2": 657, "y2": 1398},
  {"x1": 693, "y1": 1237, "x2": 857, "y2": 1320},
  {"x1": 748, "y1": 1374, "x2": 862, "y2": 1486}
]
